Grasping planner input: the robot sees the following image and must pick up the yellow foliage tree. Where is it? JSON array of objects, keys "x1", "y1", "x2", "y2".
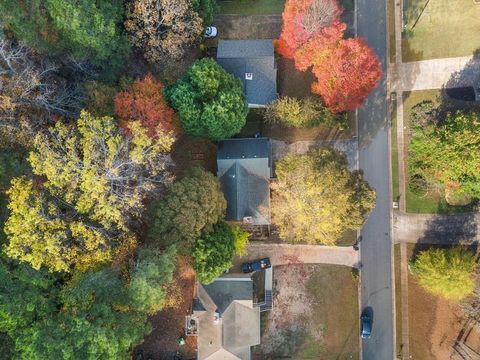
[{"x1": 272, "y1": 147, "x2": 376, "y2": 245}]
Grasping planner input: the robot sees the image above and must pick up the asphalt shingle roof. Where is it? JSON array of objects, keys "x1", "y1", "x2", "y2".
[{"x1": 217, "y1": 40, "x2": 277, "y2": 106}]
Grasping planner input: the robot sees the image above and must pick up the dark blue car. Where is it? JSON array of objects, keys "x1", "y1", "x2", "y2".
[
  {"x1": 361, "y1": 307, "x2": 373, "y2": 339},
  {"x1": 242, "y1": 258, "x2": 271, "y2": 273}
]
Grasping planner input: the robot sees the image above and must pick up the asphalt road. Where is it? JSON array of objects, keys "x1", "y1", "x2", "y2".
[{"x1": 356, "y1": 0, "x2": 394, "y2": 358}]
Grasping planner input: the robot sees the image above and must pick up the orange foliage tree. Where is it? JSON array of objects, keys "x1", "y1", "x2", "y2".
[
  {"x1": 277, "y1": 0, "x2": 382, "y2": 113},
  {"x1": 114, "y1": 74, "x2": 176, "y2": 137}
]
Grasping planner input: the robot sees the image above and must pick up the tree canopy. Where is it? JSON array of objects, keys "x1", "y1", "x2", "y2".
[
  {"x1": 165, "y1": 58, "x2": 249, "y2": 140},
  {"x1": 276, "y1": 0, "x2": 381, "y2": 112},
  {"x1": 125, "y1": 0, "x2": 203, "y2": 64},
  {"x1": 4, "y1": 111, "x2": 174, "y2": 272},
  {"x1": 271, "y1": 147, "x2": 376, "y2": 244},
  {"x1": 265, "y1": 96, "x2": 347, "y2": 128},
  {"x1": 410, "y1": 247, "x2": 476, "y2": 301},
  {"x1": 192, "y1": 222, "x2": 236, "y2": 284},
  {"x1": 409, "y1": 110, "x2": 480, "y2": 203},
  {"x1": 148, "y1": 166, "x2": 226, "y2": 247},
  {"x1": 0, "y1": 0, "x2": 128, "y2": 65},
  {"x1": 115, "y1": 74, "x2": 177, "y2": 137}
]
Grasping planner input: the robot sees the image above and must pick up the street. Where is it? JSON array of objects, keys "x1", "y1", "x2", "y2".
[{"x1": 356, "y1": 0, "x2": 394, "y2": 358}]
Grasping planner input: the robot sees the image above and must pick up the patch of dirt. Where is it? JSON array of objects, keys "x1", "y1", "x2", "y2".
[
  {"x1": 134, "y1": 257, "x2": 197, "y2": 360},
  {"x1": 210, "y1": 15, "x2": 282, "y2": 42},
  {"x1": 171, "y1": 135, "x2": 217, "y2": 178},
  {"x1": 408, "y1": 270, "x2": 464, "y2": 360},
  {"x1": 256, "y1": 264, "x2": 359, "y2": 359}
]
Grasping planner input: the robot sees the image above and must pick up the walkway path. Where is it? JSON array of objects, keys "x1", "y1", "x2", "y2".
[
  {"x1": 244, "y1": 243, "x2": 360, "y2": 268},
  {"x1": 399, "y1": 243, "x2": 409, "y2": 360},
  {"x1": 390, "y1": 56, "x2": 480, "y2": 92},
  {"x1": 393, "y1": 212, "x2": 480, "y2": 244}
]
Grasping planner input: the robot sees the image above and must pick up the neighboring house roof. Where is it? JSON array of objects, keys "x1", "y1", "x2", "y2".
[
  {"x1": 217, "y1": 40, "x2": 277, "y2": 107},
  {"x1": 217, "y1": 138, "x2": 272, "y2": 225},
  {"x1": 195, "y1": 277, "x2": 260, "y2": 360}
]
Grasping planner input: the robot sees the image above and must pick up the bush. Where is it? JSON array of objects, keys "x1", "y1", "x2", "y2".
[
  {"x1": 232, "y1": 225, "x2": 250, "y2": 257},
  {"x1": 410, "y1": 247, "x2": 476, "y2": 301},
  {"x1": 410, "y1": 100, "x2": 438, "y2": 127},
  {"x1": 192, "y1": 223, "x2": 236, "y2": 284},
  {"x1": 265, "y1": 96, "x2": 347, "y2": 128}
]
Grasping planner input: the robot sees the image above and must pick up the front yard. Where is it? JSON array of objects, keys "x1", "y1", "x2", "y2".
[
  {"x1": 255, "y1": 264, "x2": 359, "y2": 359},
  {"x1": 402, "y1": 0, "x2": 480, "y2": 61},
  {"x1": 402, "y1": 90, "x2": 475, "y2": 214}
]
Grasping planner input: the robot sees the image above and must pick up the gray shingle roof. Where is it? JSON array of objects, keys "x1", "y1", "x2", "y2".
[
  {"x1": 217, "y1": 139, "x2": 272, "y2": 225},
  {"x1": 217, "y1": 40, "x2": 277, "y2": 106},
  {"x1": 202, "y1": 279, "x2": 253, "y2": 314}
]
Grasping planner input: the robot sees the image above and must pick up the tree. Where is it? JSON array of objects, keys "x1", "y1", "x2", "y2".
[
  {"x1": 409, "y1": 111, "x2": 480, "y2": 202},
  {"x1": 114, "y1": 74, "x2": 177, "y2": 137},
  {"x1": 0, "y1": 0, "x2": 128, "y2": 65},
  {"x1": 191, "y1": 0, "x2": 218, "y2": 24},
  {"x1": 128, "y1": 247, "x2": 176, "y2": 315},
  {"x1": 125, "y1": 0, "x2": 203, "y2": 64},
  {"x1": 165, "y1": 58, "x2": 249, "y2": 140},
  {"x1": 0, "y1": 150, "x2": 30, "y2": 189},
  {"x1": 309, "y1": 38, "x2": 382, "y2": 112},
  {"x1": 410, "y1": 247, "x2": 476, "y2": 301},
  {"x1": 276, "y1": 0, "x2": 342, "y2": 58},
  {"x1": 276, "y1": 0, "x2": 382, "y2": 112},
  {"x1": 0, "y1": 39, "x2": 82, "y2": 131},
  {"x1": 271, "y1": 147, "x2": 375, "y2": 245},
  {"x1": 4, "y1": 112, "x2": 174, "y2": 272},
  {"x1": 147, "y1": 166, "x2": 226, "y2": 247},
  {"x1": 192, "y1": 223, "x2": 236, "y2": 284},
  {"x1": 265, "y1": 96, "x2": 347, "y2": 128}
]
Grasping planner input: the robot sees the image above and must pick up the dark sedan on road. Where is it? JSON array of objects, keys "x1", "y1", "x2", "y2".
[
  {"x1": 242, "y1": 258, "x2": 271, "y2": 273},
  {"x1": 361, "y1": 307, "x2": 373, "y2": 339}
]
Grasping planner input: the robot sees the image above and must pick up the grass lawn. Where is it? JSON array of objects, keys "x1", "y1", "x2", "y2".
[
  {"x1": 402, "y1": 0, "x2": 480, "y2": 61},
  {"x1": 403, "y1": 90, "x2": 473, "y2": 214},
  {"x1": 388, "y1": 0, "x2": 396, "y2": 63},
  {"x1": 405, "y1": 244, "x2": 464, "y2": 360},
  {"x1": 393, "y1": 245, "x2": 402, "y2": 358},
  {"x1": 257, "y1": 264, "x2": 359, "y2": 359},
  {"x1": 218, "y1": 0, "x2": 284, "y2": 15},
  {"x1": 390, "y1": 96, "x2": 399, "y2": 204}
]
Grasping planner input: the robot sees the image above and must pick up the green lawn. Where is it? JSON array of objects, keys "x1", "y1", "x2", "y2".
[
  {"x1": 403, "y1": 90, "x2": 473, "y2": 214},
  {"x1": 402, "y1": 0, "x2": 480, "y2": 61},
  {"x1": 388, "y1": 0, "x2": 396, "y2": 63},
  {"x1": 218, "y1": 0, "x2": 284, "y2": 15},
  {"x1": 390, "y1": 96, "x2": 399, "y2": 204}
]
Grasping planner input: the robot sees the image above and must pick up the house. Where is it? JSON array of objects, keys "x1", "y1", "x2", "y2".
[
  {"x1": 186, "y1": 276, "x2": 261, "y2": 360},
  {"x1": 216, "y1": 40, "x2": 277, "y2": 108},
  {"x1": 216, "y1": 138, "x2": 272, "y2": 226}
]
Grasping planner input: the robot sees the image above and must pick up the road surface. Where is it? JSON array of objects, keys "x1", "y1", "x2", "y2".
[{"x1": 357, "y1": 0, "x2": 394, "y2": 358}]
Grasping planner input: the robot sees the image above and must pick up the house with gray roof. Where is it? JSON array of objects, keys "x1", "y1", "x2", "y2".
[
  {"x1": 217, "y1": 138, "x2": 272, "y2": 225},
  {"x1": 216, "y1": 40, "x2": 277, "y2": 107},
  {"x1": 186, "y1": 276, "x2": 261, "y2": 360}
]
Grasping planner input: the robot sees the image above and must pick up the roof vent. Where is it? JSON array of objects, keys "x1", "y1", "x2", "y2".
[{"x1": 245, "y1": 73, "x2": 253, "y2": 80}]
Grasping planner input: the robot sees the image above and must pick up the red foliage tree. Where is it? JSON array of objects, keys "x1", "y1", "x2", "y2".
[
  {"x1": 114, "y1": 74, "x2": 176, "y2": 137},
  {"x1": 310, "y1": 38, "x2": 382, "y2": 112},
  {"x1": 276, "y1": 0, "x2": 382, "y2": 113},
  {"x1": 276, "y1": 0, "x2": 342, "y2": 58}
]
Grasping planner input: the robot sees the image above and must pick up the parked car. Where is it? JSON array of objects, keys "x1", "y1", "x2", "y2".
[
  {"x1": 361, "y1": 307, "x2": 373, "y2": 339},
  {"x1": 204, "y1": 26, "x2": 217, "y2": 38},
  {"x1": 242, "y1": 258, "x2": 271, "y2": 273}
]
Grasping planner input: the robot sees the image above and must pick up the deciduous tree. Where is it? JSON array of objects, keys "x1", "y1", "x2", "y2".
[
  {"x1": 271, "y1": 147, "x2": 375, "y2": 245},
  {"x1": 0, "y1": 0, "x2": 128, "y2": 65},
  {"x1": 147, "y1": 166, "x2": 226, "y2": 247},
  {"x1": 165, "y1": 58, "x2": 248, "y2": 140},
  {"x1": 114, "y1": 74, "x2": 176, "y2": 137},
  {"x1": 192, "y1": 223, "x2": 235, "y2": 284},
  {"x1": 410, "y1": 247, "x2": 476, "y2": 301},
  {"x1": 125, "y1": 0, "x2": 203, "y2": 64},
  {"x1": 409, "y1": 110, "x2": 480, "y2": 202}
]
